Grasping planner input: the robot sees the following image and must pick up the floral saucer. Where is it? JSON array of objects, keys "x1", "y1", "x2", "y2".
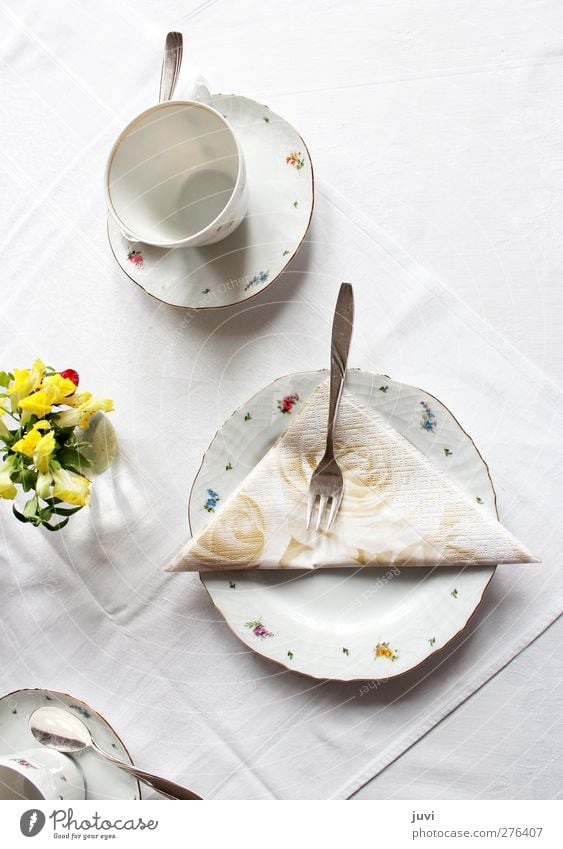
[
  {"x1": 0, "y1": 689, "x2": 140, "y2": 799},
  {"x1": 107, "y1": 95, "x2": 314, "y2": 309},
  {"x1": 189, "y1": 369, "x2": 497, "y2": 681}
]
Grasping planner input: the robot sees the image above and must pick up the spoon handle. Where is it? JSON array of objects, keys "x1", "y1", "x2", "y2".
[
  {"x1": 159, "y1": 32, "x2": 183, "y2": 103},
  {"x1": 91, "y1": 740, "x2": 201, "y2": 800}
]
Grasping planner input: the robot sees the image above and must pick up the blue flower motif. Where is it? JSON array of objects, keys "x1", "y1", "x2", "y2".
[
  {"x1": 204, "y1": 489, "x2": 220, "y2": 512},
  {"x1": 244, "y1": 270, "x2": 270, "y2": 291},
  {"x1": 420, "y1": 400, "x2": 437, "y2": 432}
]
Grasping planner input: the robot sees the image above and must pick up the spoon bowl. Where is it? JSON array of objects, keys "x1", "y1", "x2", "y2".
[
  {"x1": 30, "y1": 706, "x2": 90, "y2": 753},
  {"x1": 29, "y1": 706, "x2": 201, "y2": 800}
]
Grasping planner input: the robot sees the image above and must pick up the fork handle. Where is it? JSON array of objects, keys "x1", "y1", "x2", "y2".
[{"x1": 326, "y1": 283, "x2": 354, "y2": 455}]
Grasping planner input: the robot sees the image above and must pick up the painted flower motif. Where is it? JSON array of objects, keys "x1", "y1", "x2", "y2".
[
  {"x1": 374, "y1": 641, "x2": 399, "y2": 661},
  {"x1": 245, "y1": 619, "x2": 274, "y2": 639},
  {"x1": 244, "y1": 270, "x2": 270, "y2": 292},
  {"x1": 69, "y1": 704, "x2": 92, "y2": 720},
  {"x1": 127, "y1": 249, "x2": 144, "y2": 269},
  {"x1": 204, "y1": 488, "x2": 220, "y2": 513},
  {"x1": 277, "y1": 393, "x2": 300, "y2": 414},
  {"x1": 420, "y1": 400, "x2": 437, "y2": 432},
  {"x1": 286, "y1": 151, "x2": 305, "y2": 170},
  {"x1": 10, "y1": 758, "x2": 38, "y2": 769}
]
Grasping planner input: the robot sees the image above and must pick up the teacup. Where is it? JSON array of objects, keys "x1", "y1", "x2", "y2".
[
  {"x1": 105, "y1": 91, "x2": 248, "y2": 249},
  {"x1": 0, "y1": 747, "x2": 84, "y2": 800}
]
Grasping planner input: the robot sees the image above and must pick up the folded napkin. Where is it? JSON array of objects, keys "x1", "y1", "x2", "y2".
[{"x1": 166, "y1": 380, "x2": 537, "y2": 571}]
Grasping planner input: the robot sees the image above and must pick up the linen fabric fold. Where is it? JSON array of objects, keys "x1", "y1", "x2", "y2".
[{"x1": 166, "y1": 380, "x2": 537, "y2": 572}]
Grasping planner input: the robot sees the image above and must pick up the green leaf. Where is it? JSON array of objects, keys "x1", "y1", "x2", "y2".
[
  {"x1": 23, "y1": 497, "x2": 38, "y2": 519},
  {"x1": 50, "y1": 504, "x2": 83, "y2": 517},
  {"x1": 19, "y1": 468, "x2": 37, "y2": 492},
  {"x1": 56, "y1": 447, "x2": 92, "y2": 470},
  {"x1": 0, "y1": 371, "x2": 10, "y2": 387},
  {"x1": 12, "y1": 505, "x2": 32, "y2": 524},
  {"x1": 42, "y1": 517, "x2": 70, "y2": 532}
]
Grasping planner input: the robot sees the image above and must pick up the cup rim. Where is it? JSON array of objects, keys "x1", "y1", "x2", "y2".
[
  {"x1": 0, "y1": 754, "x2": 50, "y2": 799},
  {"x1": 105, "y1": 99, "x2": 245, "y2": 248}
]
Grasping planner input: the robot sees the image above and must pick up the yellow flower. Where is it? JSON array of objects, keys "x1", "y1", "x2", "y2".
[
  {"x1": 36, "y1": 470, "x2": 53, "y2": 500},
  {"x1": 19, "y1": 374, "x2": 77, "y2": 419},
  {"x1": 0, "y1": 402, "x2": 9, "y2": 440},
  {"x1": 0, "y1": 457, "x2": 17, "y2": 501},
  {"x1": 52, "y1": 466, "x2": 90, "y2": 507},
  {"x1": 41, "y1": 374, "x2": 79, "y2": 402},
  {"x1": 33, "y1": 430, "x2": 56, "y2": 473},
  {"x1": 64, "y1": 391, "x2": 91, "y2": 409},
  {"x1": 18, "y1": 389, "x2": 54, "y2": 418},
  {"x1": 11, "y1": 420, "x2": 52, "y2": 458},
  {"x1": 55, "y1": 395, "x2": 114, "y2": 429},
  {"x1": 8, "y1": 359, "x2": 45, "y2": 409}
]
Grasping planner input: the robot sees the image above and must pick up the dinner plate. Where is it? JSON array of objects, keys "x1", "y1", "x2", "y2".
[
  {"x1": 0, "y1": 689, "x2": 140, "y2": 799},
  {"x1": 189, "y1": 369, "x2": 496, "y2": 681},
  {"x1": 108, "y1": 94, "x2": 314, "y2": 309}
]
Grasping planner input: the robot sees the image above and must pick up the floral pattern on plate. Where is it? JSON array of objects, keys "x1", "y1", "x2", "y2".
[
  {"x1": 286, "y1": 151, "x2": 305, "y2": 169},
  {"x1": 204, "y1": 489, "x2": 220, "y2": 513},
  {"x1": 127, "y1": 248, "x2": 144, "y2": 270},
  {"x1": 277, "y1": 392, "x2": 300, "y2": 414},
  {"x1": 245, "y1": 619, "x2": 274, "y2": 639},
  {"x1": 374, "y1": 642, "x2": 399, "y2": 661},
  {"x1": 420, "y1": 400, "x2": 437, "y2": 431}
]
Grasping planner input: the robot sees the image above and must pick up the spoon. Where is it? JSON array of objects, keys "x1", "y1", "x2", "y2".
[{"x1": 29, "y1": 707, "x2": 202, "y2": 800}]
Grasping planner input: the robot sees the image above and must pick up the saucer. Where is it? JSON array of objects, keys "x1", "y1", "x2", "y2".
[
  {"x1": 0, "y1": 689, "x2": 140, "y2": 799},
  {"x1": 108, "y1": 95, "x2": 314, "y2": 309},
  {"x1": 189, "y1": 369, "x2": 497, "y2": 681}
]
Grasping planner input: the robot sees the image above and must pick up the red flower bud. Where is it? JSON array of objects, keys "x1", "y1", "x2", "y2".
[{"x1": 59, "y1": 369, "x2": 79, "y2": 387}]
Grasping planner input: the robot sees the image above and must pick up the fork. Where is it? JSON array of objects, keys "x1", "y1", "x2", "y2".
[{"x1": 306, "y1": 282, "x2": 354, "y2": 532}]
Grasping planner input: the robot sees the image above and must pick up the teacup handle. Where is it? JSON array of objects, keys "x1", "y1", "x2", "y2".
[{"x1": 159, "y1": 31, "x2": 211, "y2": 104}]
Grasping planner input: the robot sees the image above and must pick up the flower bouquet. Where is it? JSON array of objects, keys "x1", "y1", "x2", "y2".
[{"x1": 0, "y1": 359, "x2": 113, "y2": 530}]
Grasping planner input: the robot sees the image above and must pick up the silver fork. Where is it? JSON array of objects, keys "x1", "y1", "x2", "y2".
[{"x1": 306, "y1": 282, "x2": 354, "y2": 532}]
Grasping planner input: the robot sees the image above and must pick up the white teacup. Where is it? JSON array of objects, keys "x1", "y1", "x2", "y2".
[
  {"x1": 0, "y1": 748, "x2": 84, "y2": 800},
  {"x1": 105, "y1": 92, "x2": 248, "y2": 249}
]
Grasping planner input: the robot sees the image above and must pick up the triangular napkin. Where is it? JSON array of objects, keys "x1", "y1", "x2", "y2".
[{"x1": 166, "y1": 381, "x2": 537, "y2": 571}]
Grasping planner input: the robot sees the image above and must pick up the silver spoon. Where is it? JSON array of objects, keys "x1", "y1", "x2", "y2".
[
  {"x1": 29, "y1": 706, "x2": 201, "y2": 800},
  {"x1": 159, "y1": 31, "x2": 183, "y2": 103}
]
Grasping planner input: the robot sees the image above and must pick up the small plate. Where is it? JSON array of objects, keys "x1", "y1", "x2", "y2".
[
  {"x1": 0, "y1": 689, "x2": 140, "y2": 799},
  {"x1": 108, "y1": 95, "x2": 314, "y2": 309},
  {"x1": 189, "y1": 370, "x2": 497, "y2": 681}
]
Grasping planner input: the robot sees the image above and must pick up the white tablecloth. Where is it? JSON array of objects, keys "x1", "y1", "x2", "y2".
[{"x1": 1, "y1": 0, "x2": 562, "y2": 799}]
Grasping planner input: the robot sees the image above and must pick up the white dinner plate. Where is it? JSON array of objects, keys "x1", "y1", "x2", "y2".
[
  {"x1": 108, "y1": 94, "x2": 314, "y2": 309},
  {"x1": 0, "y1": 689, "x2": 140, "y2": 799},
  {"x1": 189, "y1": 370, "x2": 497, "y2": 681}
]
